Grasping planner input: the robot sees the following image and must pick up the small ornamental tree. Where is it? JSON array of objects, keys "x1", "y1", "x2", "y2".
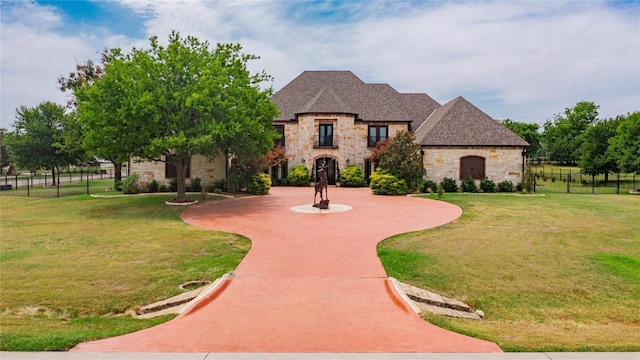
[{"x1": 370, "y1": 130, "x2": 424, "y2": 191}]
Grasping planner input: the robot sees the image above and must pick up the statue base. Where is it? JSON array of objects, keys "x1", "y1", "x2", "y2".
[{"x1": 313, "y1": 200, "x2": 330, "y2": 209}]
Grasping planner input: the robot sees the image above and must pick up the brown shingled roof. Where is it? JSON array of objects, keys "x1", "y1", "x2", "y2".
[
  {"x1": 414, "y1": 97, "x2": 529, "y2": 147},
  {"x1": 271, "y1": 71, "x2": 414, "y2": 122}
]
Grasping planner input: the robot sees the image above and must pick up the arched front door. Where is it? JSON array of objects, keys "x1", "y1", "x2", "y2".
[{"x1": 315, "y1": 157, "x2": 336, "y2": 185}]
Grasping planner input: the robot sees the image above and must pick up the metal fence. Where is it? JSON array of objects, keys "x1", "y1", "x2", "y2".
[
  {"x1": 530, "y1": 165, "x2": 638, "y2": 194},
  {"x1": 0, "y1": 169, "x2": 118, "y2": 198}
]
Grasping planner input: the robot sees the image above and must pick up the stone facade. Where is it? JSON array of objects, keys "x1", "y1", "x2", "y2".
[
  {"x1": 130, "y1": 154, "x2": 226, "y2": 189},
  {"x1": 423, "y1": 146, "x2": 524, "y2": 185},
  {"x1": 279, "y1": 113, "x2": 408, "y2": 173}
]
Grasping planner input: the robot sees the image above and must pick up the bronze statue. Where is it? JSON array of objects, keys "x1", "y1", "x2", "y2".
[{"x1": 313, "y1": 159, "x2": 329, "y2": 208}]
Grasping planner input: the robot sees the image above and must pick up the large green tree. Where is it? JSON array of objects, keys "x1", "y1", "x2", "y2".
[
  {"x1": 608, "y1": 111, "x2": 640, "y2": 175},
  {"x1": 76, "y1": 31, "x2": 279, "y2": 201},
  {"x1": 501, "y1": 119, "x2": 541, "y2": 157},
  {"x1": 68, "y1": 53, "x2": 138, "y2": 189},
  {"x1": 370, "y1": 130, "x2": 424, "y2": 191},
  {"x1": 578, "y1": 116, "x2": 621, "y2": 184},
  {"x1": 5, "y1": 102, "x2": 83, "y2": 184},
  {"x1": 543, "y1": 101, "x2": 599, "y2": 165}
]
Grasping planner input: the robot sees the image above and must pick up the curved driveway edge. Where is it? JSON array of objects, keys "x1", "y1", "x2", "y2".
[{"x1": 72, "y1": 187, "x2": 501, "y2": 352}]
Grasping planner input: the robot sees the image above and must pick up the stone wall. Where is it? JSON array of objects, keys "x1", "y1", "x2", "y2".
[
  {"x1": 281, "y1": 114, "x2": 407, "y2": 172},
  {"x1": 130, "y1": 154, "x2": 226, "y2": 189},
  {"x1": 422, "y1": 146, "x2": 525, "y2": 185}
]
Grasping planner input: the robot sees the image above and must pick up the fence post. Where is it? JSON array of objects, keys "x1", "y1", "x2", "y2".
[
  {"x1": 592, "y1": 175, "x2": 595, "y2": 194},
  {"x1": 14, "y1": 175, "x2": 18, "y2": 190},
  {"x1": 567, "y1": 171, "x2": 571, "y2": 193},
  {"x1": 617, "y1": 173, "x2": 620, "y2": 194},
  {"x1": 86, "y1": 172, "x2": 90, "y2": 195},
  {"x1": 57, "y1": 171, "x2": 60, "y2": 197}
]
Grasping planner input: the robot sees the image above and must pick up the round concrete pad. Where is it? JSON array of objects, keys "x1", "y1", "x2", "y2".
[{"x1": 290, "y1": 203, "x2": 352, "y2": 213}]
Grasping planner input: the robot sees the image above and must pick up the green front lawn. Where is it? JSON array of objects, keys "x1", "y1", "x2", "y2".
[
  {"x1": 0, "y1": 194, "x2": 250, "y2": 351},
  {"x1": 379, "y1": 193, "x2": 640, "y2": 351}
]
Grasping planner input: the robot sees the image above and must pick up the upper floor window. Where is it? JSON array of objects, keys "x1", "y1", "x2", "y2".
[
  {"x1": 319, "y1": 124, "x2": 333, "y2": 147},
  {"x1": 274, "y1": 125, "x2": 285, "y2": 147},
  {"x1": 368, "y1": 125, "x2": 388, "y2": 147}
]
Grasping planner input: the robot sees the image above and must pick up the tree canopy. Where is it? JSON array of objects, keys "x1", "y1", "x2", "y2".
[
  {"x1": 5, "y1": 102, "x2": 83, "y2": 183},
  {"x1": 75, "y1": 31, "x2": 280, "y2": 201},
  {"x1": 608, "y1": 111, "x2": 640, "y2": 174},
  {"x1": 501, "y1": 119, "x2": 541, "y2": 157},
  {"x1": 542, "y1": 101, "x2": 599, "y2": 165},
  {"x1": 578, "y1": 116, "x2": 621, "y2": 182}
]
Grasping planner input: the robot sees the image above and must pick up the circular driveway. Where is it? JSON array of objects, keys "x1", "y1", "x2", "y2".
[{"x1": 72, "y1": 187, "x2": 501, "y2": 352}]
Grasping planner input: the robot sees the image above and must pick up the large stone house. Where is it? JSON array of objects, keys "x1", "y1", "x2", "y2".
[{"x1": 131, "y1": 70, "x2": 529, "y2": 188}]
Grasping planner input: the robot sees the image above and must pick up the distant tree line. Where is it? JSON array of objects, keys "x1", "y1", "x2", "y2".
[{"x1": 501, "y1": 101, "x2": 639, "y2": 179}]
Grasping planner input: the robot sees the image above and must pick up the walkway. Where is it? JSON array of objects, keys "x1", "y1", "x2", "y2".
[{"x1": 72, "y1": 187, "x2": 501, "y2": 352}]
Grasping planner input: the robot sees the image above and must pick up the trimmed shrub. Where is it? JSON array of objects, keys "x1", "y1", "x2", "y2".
[
  {"x1": 339, "y1": 164, "x2": 365, "y2": 187},
  {"x1": 189, "y1": 177, "x2": 202, "y2": 192},
  {"x1": 440, "y1": 177, "x2": 458, "y2": 193},
  {"x1": 422, "y1": 180, "x2": 438, "y2": 193},
  {"x1": 498, "y1": 180, "x2": 514, "y2": 192},
  {"x1": 147, "y1": 179, "x2": 159, "y2": 193},
  {"x1": 247, "y1": 173, "x2": 271, "y2": 195},
  {"x1": 461, "y1": 176, "x2": 478, "y2": 193},
  {"x1": 158, "y1": 184, "x2": 168, "y2": 192},
  {"x1": 169, "y1": 178, "x2": 178, "y2": 192},
  {"x1": 369, "y1": 169, "x2": 408, "y2": 195},
  {"x1": 122, "y1": 173, "x2": 140, "y2": 194},
  {"x1": 480, "y1": 179, "x2": 496, "y2": 193},
  {"x1": 287, "y1": 165, "x2": 309, "y2": 186}
]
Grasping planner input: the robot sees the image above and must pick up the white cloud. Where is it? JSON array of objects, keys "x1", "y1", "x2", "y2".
[{"x1": 1, "y1": 0, "x2": 638, "y2": 129}]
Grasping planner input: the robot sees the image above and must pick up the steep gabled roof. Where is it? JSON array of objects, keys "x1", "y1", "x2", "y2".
[
  {"x1": 415, "y1": 96, "x2": 529, "y2": 147},
  {"x1": 271, "y1": 71, "x2": 415, "y2": 122},
  {"x1": 367, "y1": 84, "x2": 440, "y2": 130}
]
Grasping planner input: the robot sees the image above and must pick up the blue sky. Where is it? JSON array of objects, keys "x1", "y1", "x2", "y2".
[{"x1": 1, "y1": 0, "x2": 639, "y2": 129}]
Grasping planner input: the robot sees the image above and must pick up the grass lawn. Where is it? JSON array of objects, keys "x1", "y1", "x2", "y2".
[
  {"x1": 378, "y1": 192, "x2": 640, "y2": 351},
  {"x1": 0, "y1": 193, "x2": 250, "y2": 351}
]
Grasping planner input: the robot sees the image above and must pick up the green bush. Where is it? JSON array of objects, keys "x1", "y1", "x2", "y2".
[
  {"x1": 211, "y1": 179, "x2": 227, "y2": 192},
  {"x1": 169, "y1": 178, "x2": 178, "y2": 192},
  {"x1": 287, "y1": 165, "x2": 309, "y2": 186},
  {"x1": 189, "y1": 177, "x2": 202, "y2": 192},
  {"x1": 147, "y1": 179, "x2": 159, "y2": 193},
  {"x1": 158, "y1": 184, "x2": 168, "y2": 192},
  {"x1": 480, "y1": 179, "x2": 496, "y2": 193},
  {"x1": 339, "y1": 164, "x2": 365, "y2": 187},
  {"x1": 369, "y1": 169, "x2": 408, "y2": 195},
  {"x1": 498, "y1": 180, "x2": 514, "y2": 192},
  {"x1": 440, "y1": 177, "x2": 458, "y2": 193},
  {"x1": 461, "y1": 176, "x2": 478, "y2": 193},
  {"x1": 247, "y1": 173, "x2": 271, "y2": 195},
  {"x1": 421, "y1": 180, "x2": 438, "y2": 193},
  {"x1": 122, "y1": 173, "x2": 140, "y2": 194}
]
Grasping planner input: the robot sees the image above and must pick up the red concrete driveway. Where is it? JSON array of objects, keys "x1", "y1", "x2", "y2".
[{"x1": 72, "y1": 187, "x2": 501, "y2": 352}]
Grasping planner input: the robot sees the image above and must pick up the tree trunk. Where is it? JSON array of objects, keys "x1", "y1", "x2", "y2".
[
  {"x1": 52, "y1": 166, "x2": 57, "y2": 186},
  {"x1": 175, "y1": 155, "x2": 190, "y2": 202},
  {"x1": 604, "y1": 172, "x2": 609, "y2": 186},
  {"x1": 113, "y1": 161, "x2": 123, "y2": 189}
]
